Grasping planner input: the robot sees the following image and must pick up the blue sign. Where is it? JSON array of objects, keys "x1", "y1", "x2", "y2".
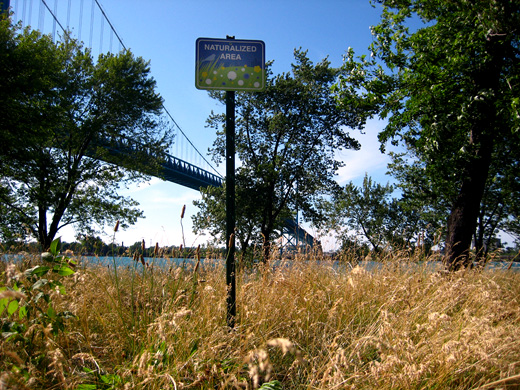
[{"x1": 196, "y1": 38, "x2": 265, "y2": 91}]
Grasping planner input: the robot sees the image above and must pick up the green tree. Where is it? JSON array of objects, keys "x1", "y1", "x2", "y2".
[
  {"x1": 336, "y1": 0, "x2": 520, "y2": 270},
  {"x1": 76, "y1": 235, "x2": 106, "y2": 255},
  {"x1": 324, "y1": 174, "x2": 439, "y2": 257},
  {"x1": 386, "y1": 147, "x2": 519, "y2": 261},
  {"x1": 194, "y1": 50, "x2": 365, "y2": 262},
  {"x1": 0, "y1": 19, "x2": 171, "y2": 249},
  {"x1": 329, "y1": 176, "x2": 394, "y2": 253},
  {"x1": 193, "y1": 178, "x2": 264, "y2": 261},
  {"x1": 474, "y1": 145, "x2": 520, "y2": 259},
  {"x1": 326, "y1": 176, "x2": 394, "y2": 251},
  {"x1": 385, "y1": 152, "x2": 452, "y2": 237}
]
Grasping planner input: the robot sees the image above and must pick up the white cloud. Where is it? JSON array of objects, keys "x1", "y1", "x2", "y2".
[
  {"x1": 121, "y1": 177, "x2": 164, "y2": 194},
  {"x1": 335, "y1": 120, "x2": 392, "y2": 186}
]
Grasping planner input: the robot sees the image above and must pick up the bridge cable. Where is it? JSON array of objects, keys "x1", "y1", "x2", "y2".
[
  {"x1": 92, "y1": 2, "x2": 220, "y2": 176},
  {"x1": 88, "y1": 0, "x2": 94, "y2": 48},
  {"x1": 52, "y1": 0, "x2": 57, "y2": 41},
  {"x1": 161, "y1": 105, "x2": 223, "y2": 178},
  {"x1": 37, "y1": 0, "x2": 223, "y2": 179},
  {"x1": 78, "y1": 0, "x2": 83, "y2": 41},
  {"x1": 93, "y1": 0, "x2": 125, "y2": 50},
  {"x1": 40, "y1": 0, "x2": 65, "y2": 33},
  {"x1": 66, "y1": 0, "x2": 71, "y2": 28}
]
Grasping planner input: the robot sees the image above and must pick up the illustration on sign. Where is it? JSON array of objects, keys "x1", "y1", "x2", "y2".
[{"x1": 196, "y1": 38, "x2": 265, "y2": 91}]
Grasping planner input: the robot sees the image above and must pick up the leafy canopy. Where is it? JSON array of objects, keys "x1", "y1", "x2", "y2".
[
  {"x1": 335, "y1": 0, "x2": 520, "y2": 268},
  {"x1": 0, "y1": 19, "x2": 171, "y2": 249},
  {"x1": 194, "y1": 50, "x2": 366, "y2": 261},
  {"x1": 324, "y1": 174, "x2": 435, "y2": 255}
]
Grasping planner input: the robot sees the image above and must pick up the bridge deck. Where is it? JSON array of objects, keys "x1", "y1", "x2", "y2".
[{"x1": 95, "y1": 137, "x2": 317, "y2": 248}]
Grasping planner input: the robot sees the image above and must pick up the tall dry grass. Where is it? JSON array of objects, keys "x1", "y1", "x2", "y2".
[{"x1": 1, "y1": 250, "x2": 520, "y2": 389}]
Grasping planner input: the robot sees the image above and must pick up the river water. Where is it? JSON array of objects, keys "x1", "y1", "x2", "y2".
[{"x1": 2, "y1": 254, "x2": 519, "y2": 272}]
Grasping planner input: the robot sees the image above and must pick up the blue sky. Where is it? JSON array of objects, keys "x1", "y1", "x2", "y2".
[{"x1": 11, "y1": 0, "x2": 395, "y2": 250}]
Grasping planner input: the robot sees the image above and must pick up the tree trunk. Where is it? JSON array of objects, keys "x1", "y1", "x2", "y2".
[
  {"x1": 38, "y1": 206, "x2": 50, "y2": 250},
  {"x1": 261, "y1": 229, "x2": 271, "y2": 264},
  {"x1": 444, "y1": 136, "x2": 493, "y2": 270},
  {"x1": 443, "y1": 33, "x2": 505, "y2": 271},
  {"x1": 444, "y1": 89, "x2": 496, "y2": 270}
]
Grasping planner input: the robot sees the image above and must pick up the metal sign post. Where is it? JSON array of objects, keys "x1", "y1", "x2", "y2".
[
  {"x1": 225, "y1": 87, "x2": 236, "y2": 328},
  {"x1": 196, "y1": 35, "x2": 265, "y2": 328}
]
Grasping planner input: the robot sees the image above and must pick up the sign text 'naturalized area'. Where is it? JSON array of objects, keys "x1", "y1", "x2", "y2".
[{"x1": 196, "y1": 38, "x2": 265, "y2": 91}]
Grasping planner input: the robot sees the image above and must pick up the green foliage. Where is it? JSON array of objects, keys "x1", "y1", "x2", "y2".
[
  {"x1": 194, "y1": 50, "x2": 366, "y2": 261},
  {"x1": 77, "y1": 368, "x2": 123, "y2": 390},
  {"x1": 193, "y1": 178, "x2": 266, "y2": 263},
  {"x1": 325, "y1": 174, "x2": 434, "y2": 254},
  {"x1": 1, "y1": 238, "x2": 76, "y2": 338},
  {"x1": 0, "y1": 238, "x2": 76, "y2": 386},
  {"x1": 259, "y1": 380, "x2": 283, "y2": 390},
  {"x1": 0, "y1": 18, "x2": 172, "y2": 250},
  {"x1": 335, "y1": 0, "x2": 520, "y2": 268},
  {"x1": 327, "y1": 175, "x2": 394, "y2": 253}
]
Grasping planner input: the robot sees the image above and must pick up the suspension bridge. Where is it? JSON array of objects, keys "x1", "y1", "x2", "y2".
[{"x1": 3, "y1": 0, "x2": 318, "y2": 251}]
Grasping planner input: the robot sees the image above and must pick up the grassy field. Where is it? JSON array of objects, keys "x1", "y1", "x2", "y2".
[{"x1": 1, "y1": 249, "x2": 520, "y2": 389}]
